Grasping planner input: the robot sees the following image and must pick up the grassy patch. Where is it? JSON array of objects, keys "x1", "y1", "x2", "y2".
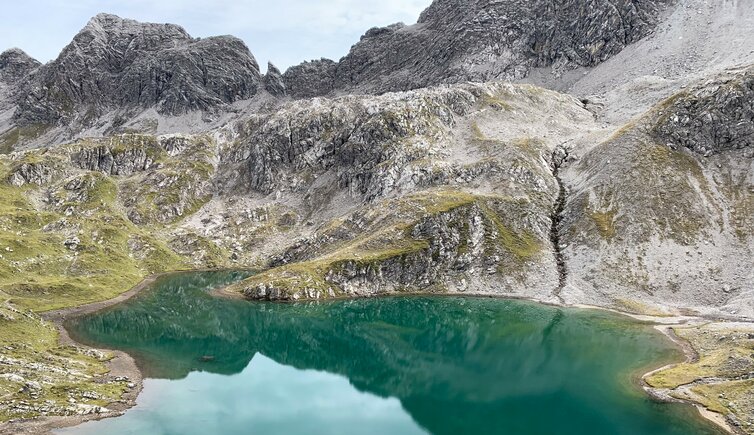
[
  {"x1": 614, "y1": 299, "x2": 671, "y2": 316},
  {"x1": 480, "y1": 204, "x2": 541, "y2": 261},
  {"x1": 470, "y1": 122, "x2": 502, "y2": 152},
  {"x1": 0, "y1": 307, "x2": 128, "y2": 421},
  {"x1": 647, "y1": 326, "x2": 754, "y2": 389},
  {"x1": 688, "y1": 379, "x2": 754, "y2": 418},
  {"x1": 628, "y1": 141, "x2": 713, "y2": 244},
  {"x1": 646, "y1": 324, "x2": 754, "y2": 429},
  {"x1": 590, "y1": 209, "x2": 617, "y2": 239},
  {"x1": 0, "y1": 124, "x2": 50, "y2": 154},
  {"x1": 478, "y1": 92, "x2": 513, "y2": 111}
]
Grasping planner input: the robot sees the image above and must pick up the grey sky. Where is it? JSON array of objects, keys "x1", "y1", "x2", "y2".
[{"x1": 0, "y1": 0, "x2": 431, "y2": 72}]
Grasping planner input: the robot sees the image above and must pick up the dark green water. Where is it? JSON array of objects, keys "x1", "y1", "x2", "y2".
[{"x1": 59, "y1": 271, "x2": 722, "y2": 435}]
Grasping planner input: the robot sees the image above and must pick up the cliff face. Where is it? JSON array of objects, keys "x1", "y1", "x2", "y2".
[
  {"x1": 12, "y1": 14, "x2": 265, "y2": 128},
  {"x1": 282, "y1": 0, "x2": 670, "y2": 97},
  {"x1": 0, "y1": 49, "x2": 39, "y2": 116}
]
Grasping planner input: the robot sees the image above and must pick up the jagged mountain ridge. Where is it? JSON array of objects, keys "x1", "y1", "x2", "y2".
[
  {"x1": 284, "y1": 0, "x2": 670, "y2": 97},
  {"x1": 0, "y1": 49, "x2": 40, "y2": 85},
  {"x1": 1, "y1": 0, "x2": 673, "y2": 147}
]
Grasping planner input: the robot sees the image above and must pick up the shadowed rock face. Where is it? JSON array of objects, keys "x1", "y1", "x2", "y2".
[
  {"x1": 282, "y1": 59, "x2": 338, "y2": 98},
  {"x1": 0, "y1": 49, "x2": 40, "y2": 84},
  {"x1": 283, "y1": 0, "x2": 670, "y2": 97},
  {"x1": 13, "y1": 13, "x2": 263, "y2": 127},
  {"x1": 263, "y1": 62, "x2": 286, "y2": 97}
]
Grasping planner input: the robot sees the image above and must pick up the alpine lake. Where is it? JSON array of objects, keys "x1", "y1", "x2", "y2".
[{"x1": 58, "y1": 271, "x2": 723, "y2": 435}]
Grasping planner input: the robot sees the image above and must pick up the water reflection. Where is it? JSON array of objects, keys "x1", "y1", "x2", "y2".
[{"x1": 60, "y1": 354, "x2": 428, "y2": 435}]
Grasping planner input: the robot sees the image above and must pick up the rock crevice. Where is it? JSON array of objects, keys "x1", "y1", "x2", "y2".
[{"x1": 549, "y1": 145, "x2": 570, "y2": 303}]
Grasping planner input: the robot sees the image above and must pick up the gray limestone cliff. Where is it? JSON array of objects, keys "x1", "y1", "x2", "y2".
[
  {"x1": 13, "y1": 14, "x2": 263, "y2": 128},
  {"x1": 0, "y1": 49, "x2": 40, "y2": 114},
  {"x1": 283, "y1": 0, "x2": 670, "y2": 97},
  {"x1": 263, "y1": 62, "x2": 287, "y2": 97},
  {"x1": 282, "y1": 59, "x2": 338, "y2": 99}
]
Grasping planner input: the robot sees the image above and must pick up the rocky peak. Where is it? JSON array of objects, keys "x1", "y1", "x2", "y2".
[
  {"x1": 69, "y1": 13, "x2": 193, "y2": 69},
  {"x1": 264, "y1": 62, "x2": 286, "y2": 96},
  {"x1": 13, "y1": 14, "x2": 263, "y2": 128},
  {"x1": 361, "y1": 23, "x2": 406, "y2": 40},
  {"x1": 0, "y1": 48, "x2": 40, "y2": 84}
]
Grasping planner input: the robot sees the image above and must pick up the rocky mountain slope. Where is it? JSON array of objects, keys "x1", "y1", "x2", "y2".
[
  {"x1": 561, "y1": 65, "x2": 754, "y2": 317},
  {"x1": 0, "y1": 49, "x2": 39, "y2": 86},
  {"x1": 0, "y1": 0, "x2": 753, "y2": 431},
  {"x1": 283, "y1": 0, "x2": 671, "y2": 97}
]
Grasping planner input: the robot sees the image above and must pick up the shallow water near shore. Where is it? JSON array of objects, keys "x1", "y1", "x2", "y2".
[{"x1": 59, "y1": 271, "x2": 723, "y2": 435}]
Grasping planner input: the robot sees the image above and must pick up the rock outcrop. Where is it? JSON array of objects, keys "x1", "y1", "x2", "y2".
[
  {"x1": 282, "y1": 59, "x2": 337, "y2": 99},
  {"x1": 263, "y1": 62, "x2": 286, "y2": 97},
  {"x1": 560, "y1": 67, "x2": 754, "y2": 318},
  {"x1": 7, "y1": 160, "x2": 56, "y2": 187},
  {"x1": 652, "y1": 66, "x2": 754, "y2": 157},
  {"x1": 66, "y1": 135, "x2": 171, "y2": 177},
  {"x1": 235, "y1": 192, "x2": 554, "y2": 301},
  {"x1": 13, "y1": 14, "x2": 263, "y2": 128},
  {"x1": 230, "y1": 85, "x2": 474, "y2": 199}
]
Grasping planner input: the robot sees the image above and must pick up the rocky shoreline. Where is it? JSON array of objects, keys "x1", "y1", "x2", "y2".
[
  {"x1": 0, "y1": 276, "x2": 154, "y2": 435},
  {"x1": 641, "y1": 326, "x2": 737, "y2": 434}
]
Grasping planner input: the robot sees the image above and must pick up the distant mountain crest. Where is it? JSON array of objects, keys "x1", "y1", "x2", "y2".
[
  {"x1": 281, "y1": 0, "x2": 671, "y2": 97},
  {"x1": 12, "y1": 13, "x2": 264, "y2": 128}
]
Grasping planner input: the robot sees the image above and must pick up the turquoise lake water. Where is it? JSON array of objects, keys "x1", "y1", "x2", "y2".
[{"x1": 59, "y1": 271, "x2": 723, "y2": 435}]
